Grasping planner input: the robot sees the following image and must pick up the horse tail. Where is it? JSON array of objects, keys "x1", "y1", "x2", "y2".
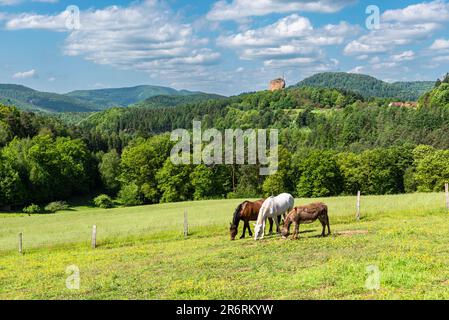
[
  {"x1": 320, "y1": 203, "x2": 328, "y2": 217},
  {"x1": 323, "y1": 204, "x2": 331, "y2": 234},
  {"x1": 232, "y1": 202, "x2": 245, "y2": 226}
]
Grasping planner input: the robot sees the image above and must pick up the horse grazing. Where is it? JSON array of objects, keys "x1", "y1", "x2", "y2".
[
  {"x1": 230, "y1": 199, "x2": 277, "y2": 240},
  {"x1": 254, "y1": 193, "x2": 294, "y2": 240},
  {"x1": 281, "y1": 202, "x2": 330, "y2": 239}
]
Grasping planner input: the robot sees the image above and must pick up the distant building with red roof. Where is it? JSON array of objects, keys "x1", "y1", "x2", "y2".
[{"x1": 388, "y1": 102, "x2": 418, "y2": 108}]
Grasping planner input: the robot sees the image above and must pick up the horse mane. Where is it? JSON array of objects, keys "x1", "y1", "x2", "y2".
[
  {"x1": 257, "y1": 196, "x2": 278, "y2": 224},
  {"x1": 232, "y1": 202, "x2": 247, "y2": 226},
  {"x1": 264, "y1": 197, "x2": 275, "y2": 210},
  {"x1": 256, "y1": 198, "x2": 271, "y2": 225}
]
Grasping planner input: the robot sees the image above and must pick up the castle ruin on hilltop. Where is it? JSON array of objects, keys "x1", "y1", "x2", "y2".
[{"x1": 269, "y1": 78, "x2": 286, "y2": 91}]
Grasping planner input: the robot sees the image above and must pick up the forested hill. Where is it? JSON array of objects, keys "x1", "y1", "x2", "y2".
[
  {"x1": 131, "y1": 93, "x2": 225, "y2": 109},
  {"x1": 66, "y1": 86, "x2": 221, "y2": 110},
  {"x1": 78, "y1": 81, "x2": 449, "y2": 153},
  {"x1": 0, "y1": 84, "x2": 220, "y2": 113},
  {"x1": 78, "y1": 86, "x2": 364, "y2": 150},
  {"x1": 0, "y1": 84, "x2": 98, "y2": 113},
  {"x1": 1, "y1": 73, "x2": 435, "y2": 113},
  {"x1": 295, "y1": 72, "x2": 435, "y2": 101},
  {"x1": 1, "y1": 77, "x2": 449, "y2": 209}
]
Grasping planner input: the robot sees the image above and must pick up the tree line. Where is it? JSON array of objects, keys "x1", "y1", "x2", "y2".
[
  {"x1": 1, "y1": 80, "x2": 449, "y2": 210},
  {"x1": 295, "y1": 72, "x2": 435, "y2": 100}
]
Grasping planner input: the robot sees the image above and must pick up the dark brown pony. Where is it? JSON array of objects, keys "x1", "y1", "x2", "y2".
[
  {"x1": 281, "y1": 202, "x2": 330, "y2": 239},
  {"x1": 230, "y1": 199, "x2": 277, "y2": 240}
]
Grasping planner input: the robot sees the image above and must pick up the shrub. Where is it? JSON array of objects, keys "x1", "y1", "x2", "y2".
[
  {"x1": 295, "y1": 150, "x2": 343, "y2": 197},
  {"x1": 117, "y1": 184, "x2": 143, "y2": 207},
  {"x1": 93, "y1": 194, "x2": 115, "y2": 209},
  {"x1": 23, "y1": 204, "x2": 43, "y2": 214},
  {"x1": 45, "y1": 201, "x2": 69, "y2": 213},
  {"x1": 262, "y1": 171, "x2": 288, "y2": 197},
  {"x1": 403, "y1": 167, "x2": 417, "y2": 193}
]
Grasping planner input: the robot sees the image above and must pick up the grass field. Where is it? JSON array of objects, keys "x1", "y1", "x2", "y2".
[{"x1": 1, "y1": 193, "x2": 449, "y2": 299}]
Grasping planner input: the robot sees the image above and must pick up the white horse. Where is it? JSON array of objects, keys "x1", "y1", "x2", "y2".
[{"x1": 254, "y1": 193, "x2": 294, "y2": 240}]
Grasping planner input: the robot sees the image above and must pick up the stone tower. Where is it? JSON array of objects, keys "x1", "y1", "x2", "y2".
[{"x1": 269, "y1": 78, "x2": 286, "y2": 91}]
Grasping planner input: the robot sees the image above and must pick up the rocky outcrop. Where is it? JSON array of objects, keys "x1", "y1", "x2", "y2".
[{"x1": 269, "y1": 78, "x2": 286, "y2": 91}]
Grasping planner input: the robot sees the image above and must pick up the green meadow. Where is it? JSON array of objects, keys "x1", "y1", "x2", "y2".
[{"x1": 1, "y1": 193, "x2": 449, "y2": 299}]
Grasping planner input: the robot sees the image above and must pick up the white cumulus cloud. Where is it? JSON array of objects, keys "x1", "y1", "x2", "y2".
[
  {"x1": 344, "y1": 22, "x2": 440, "y2": 55},
  {"x1": 12, "y1": 69, "x2": 38, "y2": 79},
  {"x1": 207, "y1": 0, "x2": 355, "y2": 21},
  {"x1": 344, "y1": 1, "x2": 449, "y2": 57},
  {"x1": 0, "y1": 0, "x2": 21, "y2": 5},
  {"x1": 382, "y1": 0, "x2": 449, "y2": 23},
  {"x1": 4, "y1": 0, "x2": 220, "y2": 79},
  {"x1": 430, "y1": 38, "x2": 449, "y2": 50},
  {"x1": 348, "y1": 66, "x2": 364, "y2": 74},
  {"x1": 219, "y1": 14, "x2": 358, "y2": 67},
  {"x1": 392, "y1": 50, "x2": 415, "y2": 62}
]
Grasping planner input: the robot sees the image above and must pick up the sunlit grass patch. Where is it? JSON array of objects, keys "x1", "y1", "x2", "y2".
[{"x1": 1, "y1": 192, "x2": 449, "y2": 299}]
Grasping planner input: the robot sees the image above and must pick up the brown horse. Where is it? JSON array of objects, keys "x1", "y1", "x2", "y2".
[
  {"x1": 281, "y1": 202, "x2": 330, "y2": 239},
  {"x1": 230, "y1": 199, "x2": 278, "y2": 240}
]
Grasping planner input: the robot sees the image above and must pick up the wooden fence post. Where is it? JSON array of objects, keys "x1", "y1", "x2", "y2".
[
  {"x1": 184, "y1": 209, "x2": 188, "y2": 238},
  {"x1": 91, "y1": 225, "x2": 97, "y2": 249},
  {"x1": 445, "y1": 183, "x2": 449, "y2": 211},
  {"x1": 18, "y1": 232, "x2": 23, "y2": 255},
  {"x1": 356, "y1": 191, "x2": 361, "y2": 221}
]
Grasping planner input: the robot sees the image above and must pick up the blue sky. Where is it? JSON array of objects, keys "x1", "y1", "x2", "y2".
[{"x1": 0, "y1": 0, "x2": 448, "y2": 95}]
